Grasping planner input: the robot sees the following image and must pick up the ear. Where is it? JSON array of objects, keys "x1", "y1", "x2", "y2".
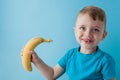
[
  {"x1": 73, "y1": 27, "x2": 76, "y2": 33},
  {"x1": 102, "y1": 31, "x2": 107, "y2": 40}
]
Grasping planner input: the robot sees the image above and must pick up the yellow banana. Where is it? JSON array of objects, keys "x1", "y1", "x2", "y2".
[{"x1": 22, "y1": 37, "x2": 52, "y2": 72}]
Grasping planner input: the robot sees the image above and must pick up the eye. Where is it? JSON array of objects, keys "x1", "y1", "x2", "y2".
[
  {"x1": 93, "y1": 29, "x2": 100, "y2": 32},
  {"x1": 79, "y1": 26, "x2": 86, "y2": 31}
]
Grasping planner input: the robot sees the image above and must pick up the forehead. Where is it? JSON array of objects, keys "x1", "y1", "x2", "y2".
[{"x1": 76, "y1": 14, "x2": 105, "y2": 28}]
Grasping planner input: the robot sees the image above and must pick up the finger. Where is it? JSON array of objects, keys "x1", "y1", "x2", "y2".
[{"x1": 29, "y1": 50, "x2": 34, "y2": 54}]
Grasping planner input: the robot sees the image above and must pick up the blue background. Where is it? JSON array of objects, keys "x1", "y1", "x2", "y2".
[{"x1": 0, "y1": 0, "x2": 120, "y2": 80}]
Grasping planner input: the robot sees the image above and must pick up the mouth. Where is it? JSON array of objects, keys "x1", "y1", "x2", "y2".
[{"x1": 82, "y1": 38, "x2": 93, "y2": 44}]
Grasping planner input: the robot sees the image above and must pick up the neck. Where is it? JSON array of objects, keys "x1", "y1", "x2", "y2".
[{"x1": 80, "y1": 46, "x2": 97, "y2": 54}]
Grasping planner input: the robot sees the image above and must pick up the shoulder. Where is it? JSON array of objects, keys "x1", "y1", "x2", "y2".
[
  {"x1": 65, "y1": 47, "x2": 78, "y2": 57},
  {"x1": 100, "y1": 50, "x2": 115, "y2": 63},
  {"x1": 98, "y1": 49, "x2": 116, "y2": 69},
  {"x1": 57, "y1": 47, "x2": 78, "y2": 69},
  {"x1": 99, "y1": 49, "x2": 116, "y2": 79},
  {"x1": 59, "y1": 47, "x2": 79, "y2": 62}
]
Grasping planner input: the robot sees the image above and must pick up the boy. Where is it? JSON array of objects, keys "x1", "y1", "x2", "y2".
[{"x1": 23, "y1": 6, "x2": 116, "y2": 80}]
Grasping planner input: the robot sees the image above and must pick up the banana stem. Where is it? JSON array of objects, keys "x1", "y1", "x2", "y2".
[{"x1": 44, "y1": 39, "x2": 53, "y2": 42}]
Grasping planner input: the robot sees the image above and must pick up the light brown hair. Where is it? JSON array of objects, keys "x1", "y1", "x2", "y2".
[{"x1": 77, "y1": 6, "x2": 106, "y2": 30}]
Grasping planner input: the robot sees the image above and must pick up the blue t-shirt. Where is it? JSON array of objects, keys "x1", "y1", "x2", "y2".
[{"x1": 58, "y1": 47, "x2": 116, "y2": 80}]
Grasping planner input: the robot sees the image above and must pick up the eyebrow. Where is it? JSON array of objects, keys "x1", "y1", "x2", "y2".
[
  {"x1": 93, "y1": 26, "x2": 101, "y2": 29},
  {"x1": 75, "y1": 24, "x2": 102, "y2": 29},
  {"x1": 75, "y1": 25, "x2": 85, "y2": 27}
]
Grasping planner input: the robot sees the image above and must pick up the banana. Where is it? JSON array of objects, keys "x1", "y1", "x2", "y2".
[{"x1": 22, "y1": 37, "x2": 52, "y2": 72}]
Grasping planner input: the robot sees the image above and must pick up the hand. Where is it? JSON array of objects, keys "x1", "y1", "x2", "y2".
[
  {"x1": 21, "y1": 47, "x2": 39, "y2": 63},
  {"x1": 29, "y1": 50, "x2": 39, "y2": 63}
]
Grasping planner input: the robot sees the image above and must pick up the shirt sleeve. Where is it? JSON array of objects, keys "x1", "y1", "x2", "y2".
[
  {"x1": 58, "y1": 49, "x2": 73, "y2": 71},
  {"x1": 58, "y1": 52, "x2": 68, "y2": 70},
  {"x1": 101, "y1": 55, "x2": 116, "y2": 79}
]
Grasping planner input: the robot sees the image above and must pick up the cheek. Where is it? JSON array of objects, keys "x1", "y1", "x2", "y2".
[
  {"x1": 75, "y1": 32, "x2": 82, "y2": 40},
  {"x1": 99, "y1": 33, "x2": 105, "y2": 40},
  {"x1": 75, "y1": 32, "x2": 78, "y2": 40},
  {"x1": 94, "y1": 34, "x2": 103, "y2": 42},
  {"x1": 75, "y1": 31, "x2": 79, "y2": 37}
]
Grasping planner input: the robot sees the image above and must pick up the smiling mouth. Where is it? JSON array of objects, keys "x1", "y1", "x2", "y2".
[{"x1": 82, "y1": 39, "x2": 93, "y2": 44}]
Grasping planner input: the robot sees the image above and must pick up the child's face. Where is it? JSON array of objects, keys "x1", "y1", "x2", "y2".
[{"x1": 74, "y1": 14, "x2": 107, "y2": 51}]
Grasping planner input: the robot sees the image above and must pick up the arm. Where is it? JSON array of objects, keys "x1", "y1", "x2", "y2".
[
  {"x1": 30, "y1": 51, "x2": 64, "y2": 80},
  {"x1": 101, "y1": 55, "x2": 116, "y2": 80},
  {"x1": 110, "y1": 78, "x2": 116, "y2": 80},
  {"x1": 104, "y1": 78, "x2": 116, "y2": 80}
]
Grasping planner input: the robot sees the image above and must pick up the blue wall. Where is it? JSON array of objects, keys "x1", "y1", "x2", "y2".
[{"x1": 0, "y1": 0, "x2": 120, "y2": 80}]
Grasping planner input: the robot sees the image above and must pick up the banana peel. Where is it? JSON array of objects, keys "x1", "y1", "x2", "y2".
[{"x1": 22, "y1": 37, "x2": 52, "y2": 72}]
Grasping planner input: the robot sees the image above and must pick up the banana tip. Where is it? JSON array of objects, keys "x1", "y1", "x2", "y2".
[{"x1": 44, "y1": 39, "x2": 53, "y2": 42}]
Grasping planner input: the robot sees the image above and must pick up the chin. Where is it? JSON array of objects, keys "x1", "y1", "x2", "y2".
[{"x1": 82, "y1": 44, "x2": 95, "y2": 49}]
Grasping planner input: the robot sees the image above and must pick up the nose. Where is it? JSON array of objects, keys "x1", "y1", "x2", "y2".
[{"x1": 85, "y1": 30, "x2": 93, "y2": 38}]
